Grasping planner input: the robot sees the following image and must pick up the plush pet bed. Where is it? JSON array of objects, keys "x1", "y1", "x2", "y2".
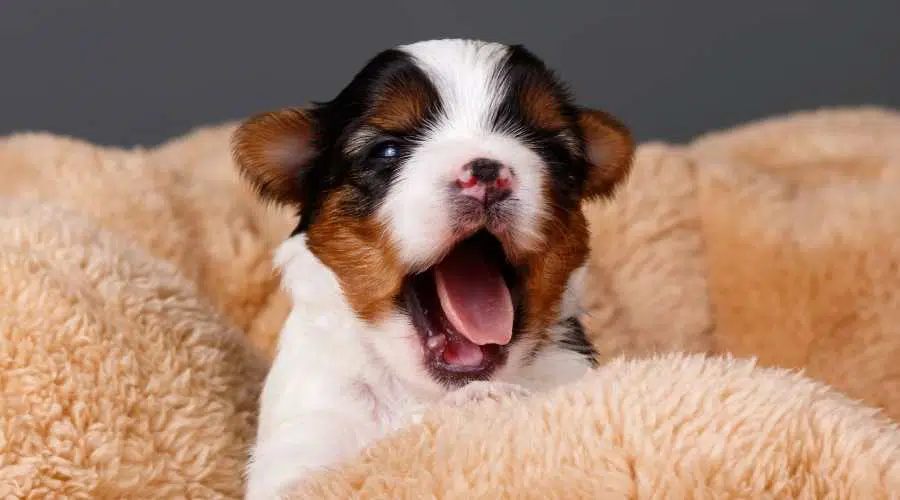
[{"x1": 1, "y1": 107, "x2": 899, "y2": 498}]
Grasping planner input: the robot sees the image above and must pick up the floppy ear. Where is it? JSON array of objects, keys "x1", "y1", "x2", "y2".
[
  {"x1": 577, "y1": 108, "x2": 635, "y2": 200},
  {"x1": 232, "y1": 108, "x2": 317, "y2": 206}
]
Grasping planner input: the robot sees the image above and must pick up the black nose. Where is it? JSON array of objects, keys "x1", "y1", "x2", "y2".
[{"x1": 468, "y1": 158, "x2": 503, "y2": 182}]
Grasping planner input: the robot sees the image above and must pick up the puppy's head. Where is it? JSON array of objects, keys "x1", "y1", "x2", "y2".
[{"x1": 233, "y1": 39, "x2": 633, "y2": 393}]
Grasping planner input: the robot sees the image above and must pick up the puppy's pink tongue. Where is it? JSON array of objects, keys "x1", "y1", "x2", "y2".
[{"x1": 434, "y1": 242, "x2": 513, "y2": 346}]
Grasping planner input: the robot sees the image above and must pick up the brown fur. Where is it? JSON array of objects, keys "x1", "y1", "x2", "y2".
[
  {"x1": 502, "y1": 108, "x2": 632, "y2": 346},
  {"x1": 231, "y1": 107, "x2": 409, "y2": 323},
  {"x1": 522, "y1": 198, "x2": 591, "y2": 340},
  {"x1": 231, "y1": 108, "x2": 314, "y2": 206},
  {"x1": 229, "y1": 100, "x2": 633, "y2": 333},
  {"x1": 578, "y1": 109, "x2": 635, "y2": 198},
  {"x1": 366, "y1": 78, "x2": 437, "y2": 134},
  {"x1": 306, "y1": 187, "x2": 405, "y2": 323},
  {"x1": 520, "y1": 83, "x2": 568, "y2": 132}
]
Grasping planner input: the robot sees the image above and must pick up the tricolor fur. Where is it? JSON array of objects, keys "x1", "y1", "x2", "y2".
[{"x1": 232, "y1": 39, "x2": 634, "y2": 499}]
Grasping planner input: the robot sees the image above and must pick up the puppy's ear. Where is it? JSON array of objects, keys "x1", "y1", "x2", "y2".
[
  {"x1": 232, "y1": 108, "x2": 317, "y2": 206},
  {"x1": 577, "y1": 108, "x2": 635, "y2": 200}
]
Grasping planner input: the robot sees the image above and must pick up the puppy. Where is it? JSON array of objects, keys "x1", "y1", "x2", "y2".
[{"x1": 232, "y1": 38, "x2": 634, "y2": 499}]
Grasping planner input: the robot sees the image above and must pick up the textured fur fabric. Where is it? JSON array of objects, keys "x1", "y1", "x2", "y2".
[
  {"x1": 1, "y1": 107, "x2": 899, "y2": 498},
  {"x1": 294, "y1": 354, "x2": 900, "y2": 499}
]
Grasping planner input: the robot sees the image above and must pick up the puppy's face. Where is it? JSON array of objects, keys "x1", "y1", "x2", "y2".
[{"x1": 234, "y1": 39, "x2": 633, "y2": 394}]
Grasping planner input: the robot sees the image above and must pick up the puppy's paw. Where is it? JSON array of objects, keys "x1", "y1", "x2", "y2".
[{"x1": 442, "y1": 381, "x2": 530, "y2": 408}]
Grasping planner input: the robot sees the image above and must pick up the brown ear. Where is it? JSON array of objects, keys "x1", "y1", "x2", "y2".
[
  {"x1": 231, "y1": 107, "x2": 316, "y2": 206},
  {"x1": 577, "y1": 108, "x2": 635, "y2": 199}
]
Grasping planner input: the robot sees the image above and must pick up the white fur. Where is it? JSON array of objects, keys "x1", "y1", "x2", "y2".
[
  {"x1": 378, "y1": 39, "x2": 549, "y2": 270},
  {"x1": 246, "y1": 236, "x2": 418, "y2": 499},
  {"x1": 246, "y1": 237, "x2": 591, "y2": 499}
]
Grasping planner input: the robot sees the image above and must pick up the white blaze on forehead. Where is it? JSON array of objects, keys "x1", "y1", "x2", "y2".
[
  {"x1": 399, "y1": 39, "x2": 510, "y2": 133},
  {"x1": 380, "y1": 39, "x2": 549, "y2": 268}
]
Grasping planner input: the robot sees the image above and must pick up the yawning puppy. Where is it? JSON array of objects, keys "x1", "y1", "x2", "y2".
[{"x1": 233, "y1": 38, "x2": 633, "y2": 499}]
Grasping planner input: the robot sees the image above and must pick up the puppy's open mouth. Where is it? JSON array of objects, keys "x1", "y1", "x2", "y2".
[{"x1": 402, "y1": 230, "x2": 523, "y2": 385}]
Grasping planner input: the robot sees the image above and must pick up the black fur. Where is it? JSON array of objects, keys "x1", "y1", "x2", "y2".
[
  {"x1": 288, "y1": 43, "x2": 596, "y2": 237},
  {"x1": 557, "y1": 317, "x2": 599, "y2": 367},
  {"x1": 492, "y1": 44, "x2": 590, "y2": 212},
  {"x1": 293, "y1": 49, "x2": 442, "y2": 234}
]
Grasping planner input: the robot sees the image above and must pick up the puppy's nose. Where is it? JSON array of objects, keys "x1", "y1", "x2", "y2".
[{"x1": 456, "y1": 158, "x2": 513, "y2": 204}]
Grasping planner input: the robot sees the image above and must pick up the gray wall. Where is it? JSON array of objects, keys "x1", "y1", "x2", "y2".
[{"x1": 2, "y1": 1, "x2": 899, "y2": 146}]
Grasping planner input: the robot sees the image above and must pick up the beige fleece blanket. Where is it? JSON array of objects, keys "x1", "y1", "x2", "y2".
[{"x1": 1, "y1": 107, "x2": 899, "y2": 498}]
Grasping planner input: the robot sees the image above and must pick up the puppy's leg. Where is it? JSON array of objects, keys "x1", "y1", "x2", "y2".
[
  {"x1": 244, "y1": 410, "x2": 378, "y2": 500},
  {"x1": 245, "y1": 327, "x2": 385, "y2": 500}
]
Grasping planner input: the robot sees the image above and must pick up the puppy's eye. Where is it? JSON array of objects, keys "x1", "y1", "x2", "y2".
[{"x1": 370, "y1": 142, "x2": 401, "y2": 160}]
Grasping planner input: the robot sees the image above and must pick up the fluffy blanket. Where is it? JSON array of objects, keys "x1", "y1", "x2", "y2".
[{"x1": 1, "y1": 107, "x2": 899, "y2": 498}]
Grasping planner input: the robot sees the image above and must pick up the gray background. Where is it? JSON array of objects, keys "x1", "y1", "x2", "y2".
[{"x1": 2, "y1": 1, "x2": 899, "y2": 147}]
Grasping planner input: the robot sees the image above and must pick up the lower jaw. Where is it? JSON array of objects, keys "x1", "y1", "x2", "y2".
[
  {"x1": 406, "y1": 323, "x2": 506, "y2": 386},
  {"x1": 425, "y1": 353, "x2": 504, "y2": 387}
]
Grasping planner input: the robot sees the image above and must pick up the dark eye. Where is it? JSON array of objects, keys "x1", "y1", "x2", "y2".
[{"x1": 370, "y1": 142, "x2": 401, "y2": 160}]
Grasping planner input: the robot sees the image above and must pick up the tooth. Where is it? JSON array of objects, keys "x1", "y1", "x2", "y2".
[{"x1": 426, "y1": 335, "x2": 446, "y2": 351}]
